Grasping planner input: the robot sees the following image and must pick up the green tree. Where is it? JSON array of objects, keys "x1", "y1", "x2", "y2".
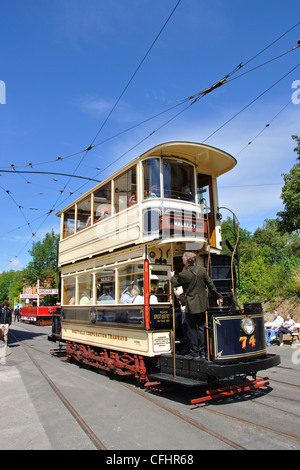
[
  {"x1": 220, "y1": 216, "x2": 251, "y2": 256},
  {"x1": 25, "y1": 230, "x2": 59, "y2": 287},
  {"x1": 221, "y1": 215, "x2": 300, "y2": 303},
  {"x1": 277, "y1": 135, "x2": 300, "y2": 233},
  {"x1": 0, "y1": 270, "x2": 24, "y2": 306},
  {"x1": 252, "y1": 219, "x2": 295, "y2": 263}
]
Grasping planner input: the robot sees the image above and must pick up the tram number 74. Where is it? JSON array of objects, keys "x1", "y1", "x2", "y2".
[{"x1": 239, "y1": 335, "x2": 256, "y2": 349}]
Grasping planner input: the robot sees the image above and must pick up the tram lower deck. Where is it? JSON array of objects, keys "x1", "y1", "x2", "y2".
[{"x1": 49, "y1": 299, "x2": 280, "y2": 391}]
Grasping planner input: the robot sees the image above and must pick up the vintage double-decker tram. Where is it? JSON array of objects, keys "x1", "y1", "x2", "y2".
[{"x1": 50, "y1": 141, "x2": 280, "y2": 402}]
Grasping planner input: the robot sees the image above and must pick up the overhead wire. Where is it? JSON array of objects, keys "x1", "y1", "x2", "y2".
[
  {"x1": 234, "y1": 99, "x2": 292, "y2": 157},
  {"x1": 5, "y1": 58, "x2": 298, "y2": 240},
  {"x1": 1, "y1": 20, "x2": 298, "y2": 172},
  {"x1": 2, "y1": 20, "x2": 300, "y2": 269},
  {"x1": 201, "y1": 62, "x2": 300, "y2": 143},
  {"x1": 1, "y1": 1, "x2": 183, "y2": 271},
  {"x1": 39, "y1": 0, "x2": 182, "y2": 226},
  {"x1": 0, "y1": 185, "x2": 35, "y2": 237},
  {"x1": 89, "y1": 0, "x2": 182, "y2": 149}
]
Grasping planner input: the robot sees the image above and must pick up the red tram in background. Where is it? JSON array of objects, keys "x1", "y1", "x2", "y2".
[{"x1": 20, "y1": 305, "x2": 57, "y2": 325}]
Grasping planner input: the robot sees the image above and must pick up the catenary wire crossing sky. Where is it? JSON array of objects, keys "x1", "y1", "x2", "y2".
[{"x1": 0, "y1": 0, "x2": 299, "y2": 272}]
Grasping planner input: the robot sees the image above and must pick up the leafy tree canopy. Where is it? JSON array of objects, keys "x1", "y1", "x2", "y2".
[
  {"x1": 24, "y1": 230, "x2": 59, "y2": 287},
  {"x1": 277, "y1": 135, "x2": 300, "y2": 233}
]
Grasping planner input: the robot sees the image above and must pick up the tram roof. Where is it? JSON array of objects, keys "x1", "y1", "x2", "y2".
[
  {"x1": 139, "y1": 141, "x2": 236, "y2": 177},
  {"x1": 57, "y1": 141, "x2": 236, "y2": 215}
]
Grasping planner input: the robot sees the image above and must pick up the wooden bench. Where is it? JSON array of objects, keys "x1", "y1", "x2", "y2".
[
  {"x1": 283, "y1": 323, "x2": 300, "y2": 344},
  {"x1": 265, "y1": 322, "x2": 300, "y2": 344}
]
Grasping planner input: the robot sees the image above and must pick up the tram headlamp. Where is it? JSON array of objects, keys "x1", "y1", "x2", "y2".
[{"x1": 241, "y1": 317, "x2": 255, "y2": 335}]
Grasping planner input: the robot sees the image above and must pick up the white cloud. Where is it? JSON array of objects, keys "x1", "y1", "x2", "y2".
[{"x1": 8, "y1": 258, "x2": 23, "y2": 271}]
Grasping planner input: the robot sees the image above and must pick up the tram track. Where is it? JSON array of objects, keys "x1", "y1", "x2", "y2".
[
  {"x1": 8, "y1": 324, "x2": 300, "y2": 450},
  {"x1": 9, "y1": 326, "x2": 246, "y2": 450},
  {"x1": 197, "y1": 403, "x2": 300, "y2": 442},
  {"x1": 121, "y1": 382, "x2": 246, "y2": 450},
  {"x1": 122, "y1": 381, "x2": 300, "y2": 447},
  {"x1": 9, "y1": 330, "x2": 107, "y2": 451}
]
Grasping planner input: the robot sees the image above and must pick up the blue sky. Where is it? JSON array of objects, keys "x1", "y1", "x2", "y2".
[{"x1": 0, "y1": 0, "x2": 299, "y2": 272}]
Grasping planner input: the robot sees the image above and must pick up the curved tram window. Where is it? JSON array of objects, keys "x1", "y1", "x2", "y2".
[
  {"x1": 143, "y1": 158, "x2": 160, "y2": 199},
  {"x1": 163, "y1": 159, "x2": 195, "y2": 201}
]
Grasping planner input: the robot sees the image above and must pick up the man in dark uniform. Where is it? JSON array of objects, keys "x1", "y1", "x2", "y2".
[{"x1": 171, "y1": 252, "x2": 223, "y2": 360}]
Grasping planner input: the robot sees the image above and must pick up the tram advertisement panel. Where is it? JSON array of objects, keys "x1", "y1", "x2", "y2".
[
  {"x1": 212, "y1": 314, "x2": 266, "y2": 363},
  {"x1": 150, "y1": 306, "x2": 172, "y2": 329}
]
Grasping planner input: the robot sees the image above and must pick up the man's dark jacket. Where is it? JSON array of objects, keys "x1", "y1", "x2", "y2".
[
  {"x1": 0, "y1": 307, "x2": 12, "y2": 325},
  {"x1": 171, "y1": 265, "x2": 221, "y2": 314}
]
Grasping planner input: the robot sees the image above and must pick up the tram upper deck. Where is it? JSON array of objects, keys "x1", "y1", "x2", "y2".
[{"x1": 57, "y1": 141, "x2": 236, "y2": 268}]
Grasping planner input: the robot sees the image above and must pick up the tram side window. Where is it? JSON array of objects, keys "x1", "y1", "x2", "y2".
[
  {"x1": 78, "y1": 274, "x2": 94, "y2": 305},
  {"x1": 197, "y1": 174, "x2": 212, "y2": 213},
  {"x1": 114, "y1": 166, "x2": 137, "y2": 213},
  {"x1": 163, "y1": 159, "x2": 195, "y2": 201},
  {"x1": 77, "y1": 196, "x2": 92, "y2": 231},
  {"x1": 143, "y1": 158, "x2": 160, "y2": 199},
  {"x1": 94, "y1": 182, "x2": 111, "y2": 223},
  {"x1": 96, "y1": 270, "x2": 115, "y2": 304},
  {"x1": 62, "y1": 277, "x2": 76, "y2": 305},
  {"x1": 119, "y1": 264, "x2": 144, "y2": 304},
  {"x1": 63, "y1": 207, "x2": 75, "y2": 238}
]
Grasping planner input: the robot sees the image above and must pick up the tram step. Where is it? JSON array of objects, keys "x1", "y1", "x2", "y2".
[{"x1": 147, "y1": 372, "x2": 207, "y2": 387}]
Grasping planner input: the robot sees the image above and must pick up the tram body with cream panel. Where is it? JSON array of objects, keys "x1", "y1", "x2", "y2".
[{"x1": 50, "y1": 141, "x2": 279, "y2": 393}]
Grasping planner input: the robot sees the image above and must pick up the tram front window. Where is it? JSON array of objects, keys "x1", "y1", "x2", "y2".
[{"x1": 163, "y1": 159, "x2": 195, "y2": 201}]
